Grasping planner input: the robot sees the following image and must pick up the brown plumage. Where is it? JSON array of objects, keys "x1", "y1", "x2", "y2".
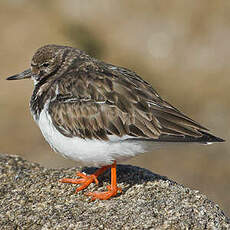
[
  {"x1": 7, "y1": 44, "x2": 224, "y2": 200},
  {"x1": 8, "y1": 44, "x2": 224, "y2": 143},
  {"x1": 26, "y1": 45, "x2": 221, "y2": 143}
]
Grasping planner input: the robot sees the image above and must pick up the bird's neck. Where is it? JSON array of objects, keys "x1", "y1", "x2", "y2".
[{"x1": 30, "y1": 79, "x2": 56, "y2": 121}]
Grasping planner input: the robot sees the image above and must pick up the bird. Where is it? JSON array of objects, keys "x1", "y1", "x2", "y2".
[{"x1": 7, "y1": 44, "x2": 224, "y2": 200}]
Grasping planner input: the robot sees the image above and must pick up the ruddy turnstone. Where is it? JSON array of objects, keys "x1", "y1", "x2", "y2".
[{"x1": 7, "y1": 44, "x2": 224, "y2": 200}]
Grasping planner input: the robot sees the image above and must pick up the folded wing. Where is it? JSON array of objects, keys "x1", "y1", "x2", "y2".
[{"x1": 48, "y1": 63, "x2": 224, "y2": 143}]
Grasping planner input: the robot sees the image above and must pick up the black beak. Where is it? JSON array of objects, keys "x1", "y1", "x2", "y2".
[{"x1": 6, "y1": 68, "x2": 32, "y2": 80}]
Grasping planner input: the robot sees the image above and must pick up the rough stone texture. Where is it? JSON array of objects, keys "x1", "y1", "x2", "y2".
[{"x1": 0, "y1": 153, "x2": 229, "y2": 230}]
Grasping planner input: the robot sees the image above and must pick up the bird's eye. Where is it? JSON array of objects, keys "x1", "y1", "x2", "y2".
[{"x1": 42, "y1": 62, "x2": 49, "y2": 67}]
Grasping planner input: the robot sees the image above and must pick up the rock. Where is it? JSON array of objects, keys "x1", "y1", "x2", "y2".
[{"x1": 0, "y1": 153, "x2": 229, "y2": 229}]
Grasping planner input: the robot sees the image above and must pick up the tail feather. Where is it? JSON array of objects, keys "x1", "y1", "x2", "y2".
[
  {"x1": 151, "y1": 131, "x2": 225, "y2": 144},
  {"x1": 125, "y1": 131, "x2": 225, "y2": 144}
]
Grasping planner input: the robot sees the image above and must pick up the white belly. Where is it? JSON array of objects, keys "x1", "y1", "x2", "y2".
[{"x1": 37, "y1": 108, "x2": 146, "y2": 166}]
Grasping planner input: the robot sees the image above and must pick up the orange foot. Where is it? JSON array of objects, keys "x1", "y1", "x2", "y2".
[
  {"x1": 60, "y1": 161, "x2": 121, "y2": 200},
  {"x1": 60, "y1": 172, "x2": 99, "y2": 192},
  {"x1": 86, "y1": 185, "x2": 122, "y2": 201}
]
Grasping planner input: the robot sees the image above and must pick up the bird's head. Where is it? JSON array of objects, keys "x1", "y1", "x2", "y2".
[{"x1": 6, "y1": 44, "x2": 80, "y2": 84}]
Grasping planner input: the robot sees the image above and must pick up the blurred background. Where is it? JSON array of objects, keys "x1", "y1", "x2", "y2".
[{"x1": 0, "y1": 0, "x2": 229, "y2": 215}]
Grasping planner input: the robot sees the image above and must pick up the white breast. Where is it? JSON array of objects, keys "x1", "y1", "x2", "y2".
[{"x1": 37, "y1": 107, "x2": 146, "y2": 167}]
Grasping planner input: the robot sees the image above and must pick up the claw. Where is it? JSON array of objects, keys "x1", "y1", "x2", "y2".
[
  {"x1": 85, "y1": 185, "x2": 121, "y2": 200},
  {"x1": 60, "y1": 172, "x2": 99, "y2": 193}
]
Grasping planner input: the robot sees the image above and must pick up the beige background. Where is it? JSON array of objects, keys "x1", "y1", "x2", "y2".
[{"x1": 1, "y1": 0, "x2": 230, "y2": 215}]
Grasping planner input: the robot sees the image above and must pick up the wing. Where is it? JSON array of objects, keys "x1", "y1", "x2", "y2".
[{"x1": 48, "y1": 62, "x2": 222, "y2": 143}]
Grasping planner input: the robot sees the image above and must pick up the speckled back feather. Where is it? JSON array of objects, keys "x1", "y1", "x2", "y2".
[{"x1": 29, "y1": 45, "x2": 223, "y2": 143}]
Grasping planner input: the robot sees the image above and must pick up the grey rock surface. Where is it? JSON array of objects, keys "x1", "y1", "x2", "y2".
[{"x1": 0, "y1": 153, "x2": 229, "y2": 230}]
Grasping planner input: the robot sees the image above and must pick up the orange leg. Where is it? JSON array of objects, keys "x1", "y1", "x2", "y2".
[
  {"x1": 60, "y1": 161, "x2": 122, "y2": 200},
  {"x1": 85, "y1": 161, "x2": 122, "y2": 200}
]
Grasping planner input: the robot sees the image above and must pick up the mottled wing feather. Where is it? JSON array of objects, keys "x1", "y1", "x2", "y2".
[{"x1": 48, "y1": 63, "x2": 209, "y2": 141}]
